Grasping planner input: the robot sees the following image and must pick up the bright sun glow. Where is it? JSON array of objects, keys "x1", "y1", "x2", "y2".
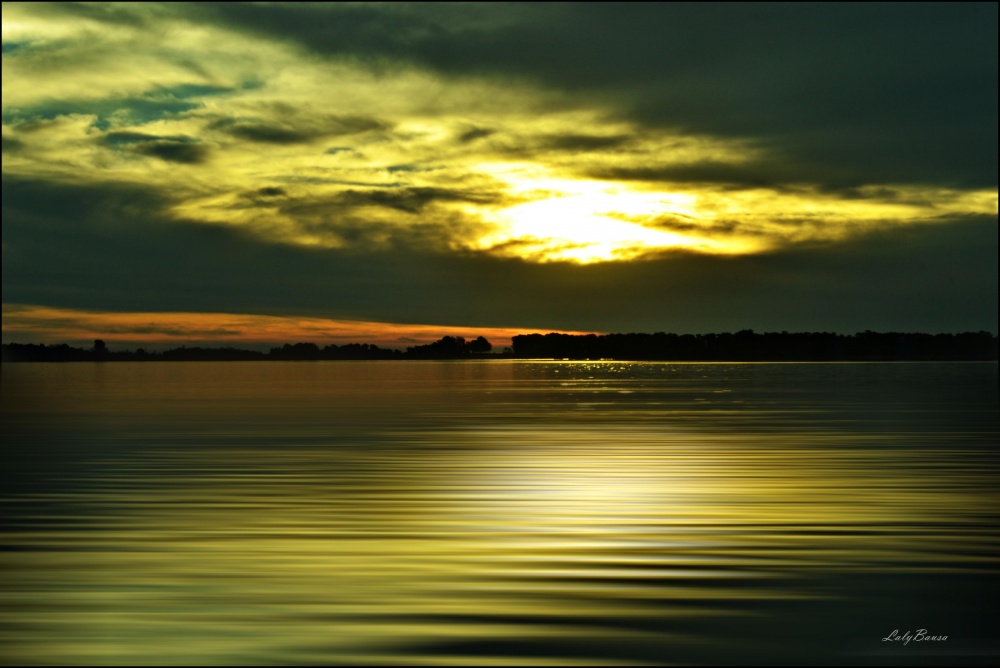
[{"x1": 473, "y1": 167, "x2": 757, "y2": 263}]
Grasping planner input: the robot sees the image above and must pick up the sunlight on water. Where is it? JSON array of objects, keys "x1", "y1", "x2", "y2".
[{"x1": 2, "y1": 361, "x2": 998, "y2": 665}]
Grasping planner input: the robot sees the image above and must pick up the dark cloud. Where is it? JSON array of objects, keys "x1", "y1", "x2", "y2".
[
  {"x1": 2, "y1": 42, "x2": 30, "y2": 54},
  {"x1": 218, "y1": 122, "x2": 315, "y2": 145},
  {"x1": 332, "y1": 186, "x2": 503, "y2": 214},
  {"x1": 483, "y1": 131, "x2": 637, "y2": 159},
  {"x1": 102, "y1": 131, "x2": 187, "y2": 145},
  {"x1": 198, "y1": 3, "x2": 997, "y2": 189},
  {"x1": 133, "y1": 141, "x2": 208, "y2": 164},
  {"x1": 266, "y1": 186, "x2": 503, "y2": 252},
  {"x1": 480, "y1": 237, "x2": 594, "y2": 259},
  {"x1": 640, "y1": 215, "x2": 745, "y2": 237},
  {"x1": 588, "y1": 160, "x2": 797, "y2": 191},
  {"x1": 457, "y1": 127, "x2": 495, "y2": 144},
  {"x1": 253, "y1": 186, "x2": 504, "y2": 221},
  {"x1": 540, "y1": 133, "x2": 633, "y2": 152},
  {"x1": 209, "y1": 114, "x2": 389, "y2": 145},
  {"x1": 5, "y1": 177, "x2": 995, "y2": 335},
  {"x1": 27, "y1": 2, "x2": 156, "y2": 28},
  {"x1": 101, "y1": 132, "x2": 208, "y2": 164},
  {"x1": 588, "y1": 162, "x2": 927, "y2": 204},
  {"x1": 1, "y1": 135, "x2": 25, "y2": 153}
]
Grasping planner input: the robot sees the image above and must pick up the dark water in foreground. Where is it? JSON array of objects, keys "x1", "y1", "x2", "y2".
[{"x1": 2, "y1": 361, "x2": 998, "y2": 665}]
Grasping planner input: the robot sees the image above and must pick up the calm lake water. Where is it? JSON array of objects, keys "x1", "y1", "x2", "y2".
[{"x1": 2, "y1": 361, "x2": 998, "y2": 665}]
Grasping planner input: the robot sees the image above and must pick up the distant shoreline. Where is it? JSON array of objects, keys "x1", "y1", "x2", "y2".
[{"x1": 4, "y1": 330, "x2": 997, "y2": 362}]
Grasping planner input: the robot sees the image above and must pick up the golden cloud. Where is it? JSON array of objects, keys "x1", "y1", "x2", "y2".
[{"x1": 4, "y1": 3, "x2": 995, "y2": 265}]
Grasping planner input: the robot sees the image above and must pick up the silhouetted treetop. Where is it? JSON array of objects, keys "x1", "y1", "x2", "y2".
[{"x1": 406, "y1": 335, "x2": 494, "y2": 358}]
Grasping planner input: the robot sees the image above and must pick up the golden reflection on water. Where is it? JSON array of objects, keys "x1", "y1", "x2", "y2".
[{"x1": 1, "y1": 362, "x2": 998, "y2": 665}]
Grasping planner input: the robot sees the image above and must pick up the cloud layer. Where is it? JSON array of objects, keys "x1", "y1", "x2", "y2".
[{"x1": 3, "y1": 3, "x2": 996, "y2": 341}]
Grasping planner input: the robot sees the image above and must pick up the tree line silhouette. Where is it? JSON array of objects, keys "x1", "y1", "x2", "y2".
[
  {"x1": 2, "y1": 336, "x2": 500, "y2": 362},
  {"x1": 2, "y1": 330, "x2": 997, "y2": 363},
  {"x1": 512, "y1": 330, "x2": 997, "y2": 361}
]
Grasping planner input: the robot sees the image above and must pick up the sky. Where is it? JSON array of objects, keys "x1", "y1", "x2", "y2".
[{"x1": 3, "y1": 2, "x2": 997, "y2": 349}]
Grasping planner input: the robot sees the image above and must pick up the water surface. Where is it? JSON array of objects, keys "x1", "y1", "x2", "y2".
[{"x1": 2, "y1": 361, "x2": 998, "y2": 665}]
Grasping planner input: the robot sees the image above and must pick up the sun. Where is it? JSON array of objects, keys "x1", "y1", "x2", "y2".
[{"x1": 470, "y1": 166, "x2": 758, "y2": 263}]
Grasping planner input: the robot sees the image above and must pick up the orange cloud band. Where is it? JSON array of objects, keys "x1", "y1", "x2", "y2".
[{"x1": 1, "y1": 304, "x2": 597, "y2": 350}]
